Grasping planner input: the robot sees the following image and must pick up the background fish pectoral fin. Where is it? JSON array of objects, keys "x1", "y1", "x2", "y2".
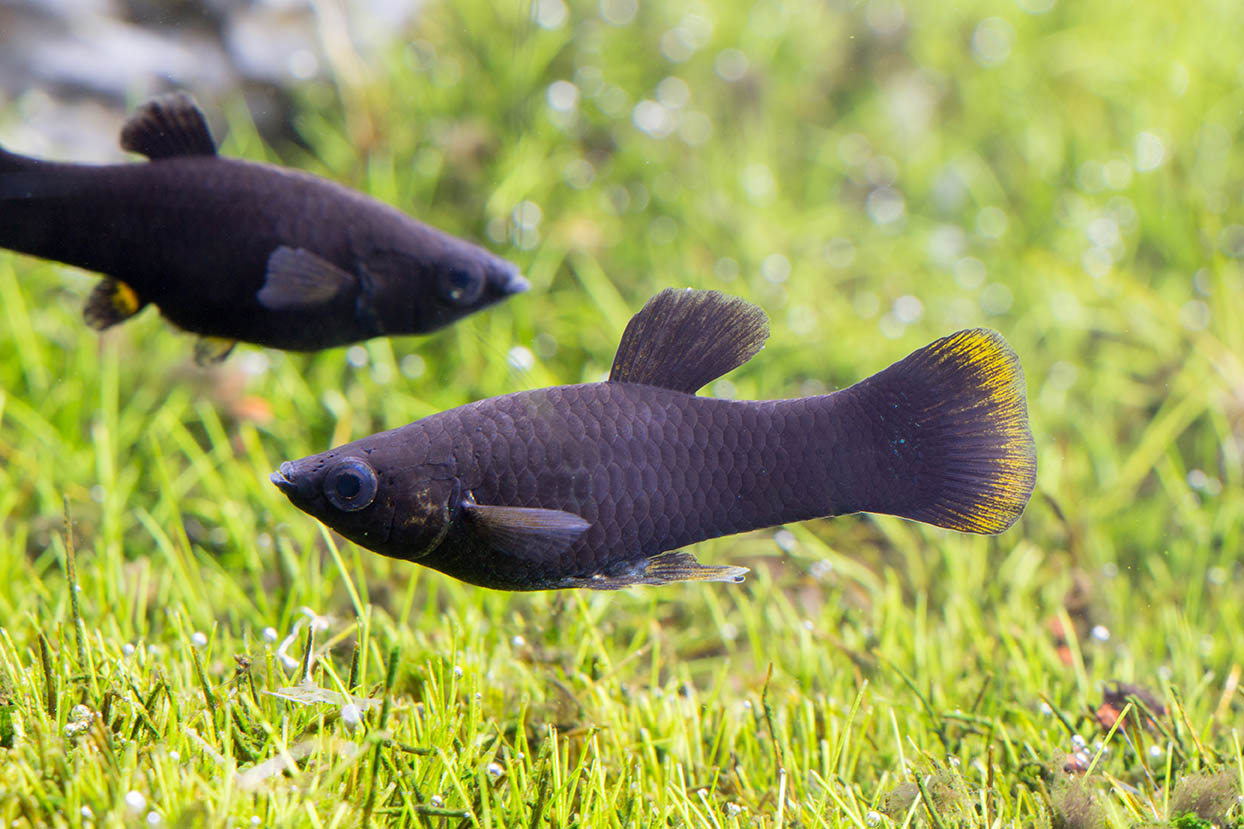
[
  {"x1": 565, "y1": 551, "x2": 749, "y2": 590},
  {"x1": 83, "y1": 278, "x2": 146, "y2": 330},
  {"x1": 119, "y1": 93, "x2": 217, "y2": 159},
  {"x1": 257, "y1": 246, "x2": 357, "y2": 311},
  {"x1": 608, "y1": 288, "x2": 770, "y2": 394},
  {"x1": 464, "y1": 503, "x2": 590, "y2": 563}
]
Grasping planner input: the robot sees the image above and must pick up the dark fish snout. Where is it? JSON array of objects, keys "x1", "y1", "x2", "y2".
[
  {"x1": 501, "y1": 268, "x2": 530, "y2": 296},
  {"x1": 270, "y1": 462, "x2": 297, "y2": 494}
]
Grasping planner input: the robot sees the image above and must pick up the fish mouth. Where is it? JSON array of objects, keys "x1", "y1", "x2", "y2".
[
  {"x1": 270, "y1": 462, "x2": 297, "y2": 494},
  {"x1": 502, "y1": 268, "x2": 530, "y2": 295}
]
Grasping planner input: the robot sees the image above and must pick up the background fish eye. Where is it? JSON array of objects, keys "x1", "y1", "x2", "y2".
[
  {"x1": 439, "y1": 266, "x2": 483, "y2": 305},
  {"x1": 323, "y1": 457, "x2": 379, "y2": 512}
]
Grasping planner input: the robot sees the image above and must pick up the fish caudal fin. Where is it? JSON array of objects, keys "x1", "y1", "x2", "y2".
[
  {"x1": 847, "y1": 328, "x2": 1036, "y2": 534},
  {"x1": 563, "y1": 552, "x2": 749, "y2": 590}
]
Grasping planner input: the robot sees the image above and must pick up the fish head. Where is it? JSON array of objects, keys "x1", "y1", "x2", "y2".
[
  {"x1": 270, "y1": 443, "x2": 462, "y2": 562},
  {"x1": 360, "y1": 239, "x2": 528, "y2": 335}
]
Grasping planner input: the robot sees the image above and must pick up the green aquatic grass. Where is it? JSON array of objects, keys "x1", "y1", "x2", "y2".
[{"x1": 3, "y1": 0, "x2": 1244, "y2": 824}]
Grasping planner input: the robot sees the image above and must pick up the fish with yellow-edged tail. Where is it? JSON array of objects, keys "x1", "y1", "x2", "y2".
[
  {"x1": 271, "y1": 288, "x2": 1037, "y2": 591},
  {"x1": 0, "y1": 93, "x2": 527, "y2": 363}
]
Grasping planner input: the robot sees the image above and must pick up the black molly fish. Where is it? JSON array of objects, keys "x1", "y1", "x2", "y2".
[
  {"x1": 0, "y1": 93, "x2": 527, "y2": 363},
  {"x1": 272, "y1": 288, "x2": 1037, "y2": 591}
]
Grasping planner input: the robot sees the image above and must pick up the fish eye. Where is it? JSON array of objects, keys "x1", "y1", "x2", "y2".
[
  {"x1": 439, "y1": 266, "x2": 484, "y2": 306},
  {"x1": 323, "y1": 457, "x2": 378, "y2": 512}
]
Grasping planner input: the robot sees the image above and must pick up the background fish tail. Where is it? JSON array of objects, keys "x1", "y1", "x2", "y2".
[{"x1": 829, "y1": 328, "x2": 1037, "y2": 534}]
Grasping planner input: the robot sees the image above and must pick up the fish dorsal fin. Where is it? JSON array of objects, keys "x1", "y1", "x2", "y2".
[
  {"x1": 120, "y1": 93, "x2": 217, "y2": 159},
  {"x1": 257, "y1": 246, "x2": 357, "y2": 311},
  {"x1": 464, "y1": 503, "x2": 590, "y2": 564},
  {"x1": 608, "y1": 288, "x2": 769, "y2": 393}
]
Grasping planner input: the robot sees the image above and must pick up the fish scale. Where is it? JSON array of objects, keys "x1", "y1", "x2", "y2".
[{"x1": 273, "y1": 288, "x2": 1038, "y2": 591}]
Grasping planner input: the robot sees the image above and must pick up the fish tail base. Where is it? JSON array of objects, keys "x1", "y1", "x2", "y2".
[{"x1": 847, "y1": 328, "x2": 1037, "y2": 534}]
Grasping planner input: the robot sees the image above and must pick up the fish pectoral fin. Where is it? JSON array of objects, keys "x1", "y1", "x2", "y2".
[
  {"x1": 194, "y1": 336, "x2": 237, "y2": 365},
  {"x1": 566, "y1": 551, "x2": 749, "y2": 590},
  {"x1": 463, "y1": 503, "x2": 590, "y2": 563},
  {"x1": 608, "y1": 288, "x2": 770, "y2": 394},
  {"x1": 83, "y1": 278, "x2": 146, "y2": 330},
  {"x1": 257, "y1": 247, "x2": 357, "y2": 311},
  {"x1": 119, "y1": 93, "x2": 217, "y2": 159}
]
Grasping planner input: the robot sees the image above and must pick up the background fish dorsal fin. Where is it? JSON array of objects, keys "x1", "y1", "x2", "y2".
[
  {"x1": 120, "y1": 93, "x2": 217, "y2": 159},
  {"x1": 257, "y1": 246, "x2": 356, "y2": 310},
  {"x1": 464, "y1": 503, "x2": 590, "y2": 564},
  {"x1": 609, "y1": 288, "x2": 769, "y2": 393}
]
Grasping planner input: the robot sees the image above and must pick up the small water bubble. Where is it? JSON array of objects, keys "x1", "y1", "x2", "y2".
[
  {"x1": 1157, "y1": 665, "x2": 1173, "y2": 681},
  {"x1": 727, "y1": 803, "x2": 744, "y2": 817},
  {"x1": 761, "y1": 253, "x2": 791, "y2": 284},
  {"x1": 1086, "y1": 216, "x2": 1120, "y2": 249},
  {"x1": 1135, "y1": 131, "x2": 1166, "y2": 171},
  {"x1": 345, "y1": 346, "x2": 368, "y2": 368},
  {"x1": 810, "y1": 559, "x2": 833, "y2": 580},
  {"x1": 122, "y1": 643, "x2": 136, "y2": 657},
  {"x1": 400, "y1": 354, "x2": 426, "y2": 380},
  {"x1": 168, "y1": 750, "x2": 180, "y2": 761},
  {"x1": 1208, "y1": 566, "x2": 1227, "y2": 586},
  {"x1": 146, "y1": 812, "x2": 163, "y2": 826},
  {"x1": 711, "y1": 379, "x2": 736, "y2": 400},
  {"x1": 429, "y1": 794, "x2": 445, "y2": 808},
  {"x1": 533, "y1": 0, "x2": 568, "y2": 29},
  {"x1": 487, "y1": 762, "x2": 504, "y2": 779},
  {"x1": 599, "y1": 0, "x2": 637, "y2": 26},
  {"x1": 720, "y1": 622, "x2": 738, "y2": 641},
  {"x1": 90, "y1": 484, "x2": 106, "y2": 503},
  {"x1": 661, "y1": 28, "x2": 695, "y2": 62},
  {"x1": 81, "y1": 806, "x2": 94, "y2": 820},
  {"x1": 867, "y1": 187, "x2": 905, "y2": 225},
  {"x1": 1071, "y1": 734, "x2": 1087, "y2": 748},
  {"x1": 546, "y1": 80, "x2": 579, "y2": 112},
  {"x1": 341, "y1": 703, "x2": 362, "y2": 732},
  {"x1": 980, "y1": 283, "x2": 1013, "y2": 315},
  {"x1": 802, "y1": 619, "x2": 814, "y2": 632},
  {"x1": 250, "y1": 818, "x2": 261, "y2": 828},
  {"x1": 972, "y1": 17, "x2": 1013, "y2": 66},
  {"x1": 774, "y1": 530, "x2": 798, "y2": 553},
  {"x1": 1081, "y1": 246, "x2": 1113, "y2": 278},
  {"x1": 1090, "y1": 625, "x2": 1110, "y2": 642},
  {"x1": 893, "y1": 295, "x2": 923, "y2": 323},
  {"x1": 125, "y1": 792, "x2": 147, "y2": 814},
  {"x1": 633, "y1": 100, "x2": 674, "y2": 138},
  {"x1": 1148, "y1": 744, "x2": 1165, "y2": 759},
  {"x1": 262, "y1": 626, "x2": 278, "y2": 644},
  {"x1": 656, "y1": 76, "x2": 690, "y2": 109},
  {"x1": 1039, "y1": 701, "x2": 1053, "y2": 715},
  {"x1": 740, "y1": 163, "x2": 776, "y2": 205},
  {"x1": 511, "y1": 635, "x2": 527, "y2": 648},
  {"x1": 1103, "y1": 159, "x2": 1132, "y2": 190},
  {"x1": 977, "y1": 206, "x2": 1008, "y2": 239},
  {"x1": 866, "y1": 810, "x2": 883, "y2": 826},
  {"x1": 453, "y1": 665, "x2": 464, "y2": 679},
  {"x1": 678, "y1": 111, "x2": 713, "y2": 145},
  {"x1": 507, "y1": 346, "x2": 535, "y2": 372},
  {"x1": 715, "y1": 49, "x2": 748, "y2": 82},
  {"x1": 1180, "y1": 300, "x2": 1210, "y2": 331}
]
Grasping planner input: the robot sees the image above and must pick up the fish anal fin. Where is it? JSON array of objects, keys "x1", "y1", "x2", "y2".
[
  {"x1": 120, "y1": 93, "x2": 217, "y2": 159},
  {"x1": 609, "y1": 288, "x2": 769, "y2": 394},
  {"x1": 83, "y1": 278, "x2": 145, "y2": 330},
  {"x1": 465, "y1": 503, "x2": 590, "y2": 564},
  {"x1": 194, "y1": 336, "x2": 237, "y2": 365},
  {"x1": 565, "y1": 551, "x2": 749, "y2": 590},
  {"x1": 257, "y1": 246, "x2": 357, "y2": 311}
]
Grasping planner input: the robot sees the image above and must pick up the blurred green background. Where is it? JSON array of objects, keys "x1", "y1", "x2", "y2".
[{"x1": 2, "y1": 0, "x2": 1243, "y2": 824}]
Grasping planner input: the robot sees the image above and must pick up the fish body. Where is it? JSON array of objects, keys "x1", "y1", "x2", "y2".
[
  {"x1": 273, "y1": 289, "x2": 1038, "y2": 591},
  {"x1": 0, "y1": 93, "x2": 527, "y2": 360}
]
